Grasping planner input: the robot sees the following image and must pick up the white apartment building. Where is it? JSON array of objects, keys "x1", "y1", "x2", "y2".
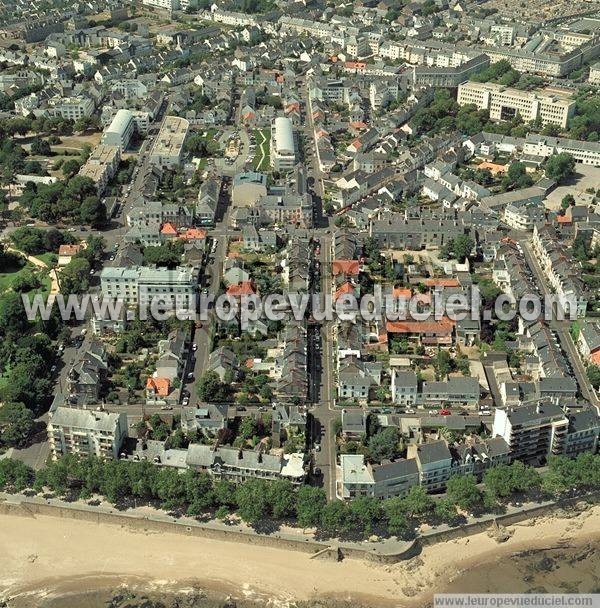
[
  {"x1": 457, "y1": 82, "x2": 575, "y2": 128},
  {"x1": 110, "y1": 79, "x2": 148, "y2": 100},
  {"x1": 149, "y1": 116, "x2": 189, "y2": 168},
  {"x1": 101, "y1": 109, "x2": 135, "y2": 152},
  {"x1": 492, "y1": 402, "x2": 568, "y2": 462},
  {"x1": 346, "y1": 35, "x2": 369, "y2": 58},
  {"x1": 47, "y1": 95, "x2": 95, "y2": 121},
  {"x1": 78, "y1": 144, "x2": 121, "y2": 194},
  {"x1": 590, "y1": 62, "x2": 600, "y2": 85},
  {"x1": 523, "y1": 134, "x2": 600, "y2": 167},
  {"x1": 270, "y1": 116, "x2": 296, "y2": 172},
  {"x1": 490, "y1": 25, "x2": 514, "y2": 46},
  {"x1": 100, "y1": 266, "x2": 199, "y2": 309},
  {"x1": 48, "y1": 407, "x2": 127, "y2": 460},
  {"x1": 142, "y1": 0, "x2": 179, "y2": 11},
  {"x1": 209, "y1": 8, "x2": 258, "y2": 27}
]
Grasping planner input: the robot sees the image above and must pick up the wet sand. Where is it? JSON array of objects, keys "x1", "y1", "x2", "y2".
[{"x1": 1, "y1": 503, "x2": 599, "y2": 607}]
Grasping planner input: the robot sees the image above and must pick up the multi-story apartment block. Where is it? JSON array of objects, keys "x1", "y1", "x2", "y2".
[
  {"x1": 78, "y1": 144, "x2": 121, "y2": 194},
  {"x1": 270, "y1": 117, "x2": 296, "y2": 173},
  {"x1": 590, "y1": 62, "x2": 600, "y2": 85},
  {"x1": 346, "y1": 35, "x2": 369, "y2": 58},
  {"x1": 410, "y1": 54, "x2": 490, "y2": 88},
  {"x1": 100, "y1": 266, "x2": 199, "y2": 308},
  {"x1": 481, "y1": 36, "x2": 600, "y2": 77},
  {"x1": 492, "y1": 402, "x2": 568, "y2": 462},
  {"x1": 47, "y1": 95, "x2": 95, "y2": 121},
  {"x1": 409, "y1": 440, "x2": 455, "y2": 492},
  {"x1": 457, "y1": 82, "x2": 575, "y2": 128},
  {"x1": 149, "y1": 116, "x2": 189, "y2": 168},
  {"x1": 142, "y1": 0, "x2": 179, "y2": 12},
  {"x1": 48, "y1": 407, "x2": 127, "y2": 460},
  {"x1": 339, "y1": 454, "x2": 419, "y2": 499},
  {"x1": 563, "y1": 409, "x2": 600, "y2": 458},
  {"x1": 523, "y1": 135, "x2": 600, "y2": 166}
]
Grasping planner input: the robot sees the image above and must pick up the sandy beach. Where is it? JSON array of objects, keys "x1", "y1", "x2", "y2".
[{"x1": 1, "y1": 504, "x2": 599, "y2": 607}]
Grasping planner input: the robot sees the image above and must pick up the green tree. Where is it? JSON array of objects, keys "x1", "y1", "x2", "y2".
[
  {"x1": 368, "y1": 427, "x2": 400, "y2": 462},
  {"x1": 153, "y1": 466, "x2": 188, "y2": 510},
  {"x1": 100, "y1": 460, "x2": 133, "y2": 504},
  {"x1": 434, "y1": 349, "x2": 453, "y2": 380},
  {"x1": 586, "y1": 365, "x2": 600, "y2": 389},
  {"x1": 235, "y1": 478, "x2": 270, "y2": 524},
  {"x1": 383, "y1": 497, "x2": 410, "y2": 537},
  {"x1": 11, "y1": 269, "x2": 40, "y2": 293},
  {"x1": 320, "y1": 500, "x2": 351, "y2": 537},
  {"x1": 143, "y1": 242, "x2": 184, "y2": 268},
  {"x1": 62, "y1": 158, "x2": 82, "y2": 177},
  {"x1": 197, "y1": 371, "x2": 227, "y2": 402},
  {"x1": 30, "y1": 138, "x2": 51, "y2": 156},
  {"x1": 267, "y1": 479, "x2": 296, "y2": 519},
  {"x1": 59, "y1": 256, "x2": 90, "y2": 294},
  {"x1": 402, "y1": 486, "x2": 434, "y2": 518},
  {"x1": 446, "y1": 474, "x2": 483, "y2": 511},
  {"x1": 79, "y1": 196, "x2": 106, "y2": 226},
  {"x1": 296, "y1": 486, "x2": 326, "y2": 528},
  {"x1": 434, "y1": 498, "x2": 459, "y2": 525},
  {"x1": 0, "y1": 458, "x2": 34, "y2": 491},
  {"x1": 544, "y1": 152, "x2": 575, "y2": 183},
  {"x1": 0, "y1": 402, "x2": 35, "y2": 447},
  {"x1": 213, "y1": 479, "x2": 237, "y2": 508},
  {"x1": 501, "y1": 161, "x2": 532, "y2": 191},
  {"x1": 348, "y1": 496, "x2": 383, "y2": 536}
]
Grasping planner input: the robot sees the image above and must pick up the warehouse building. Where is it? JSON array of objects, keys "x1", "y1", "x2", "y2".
[
  {"x1": 101, "y1": 109, "x2": 135, "y2": 152},
  {"x1": 270, "y1": 116, "x2": 296, "y2": 172}
]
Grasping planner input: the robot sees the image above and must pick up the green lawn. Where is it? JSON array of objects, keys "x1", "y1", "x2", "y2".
[
  {"x1": 252, "y1": 129, "x2": 271, "y2": 172},
  {"x1": 0, "y1": 259, "x2": 27, "y2": 293},
  {"x1": 36, "y1": 252, "x2": 58, "y2": 268},
  {"x1": 0, "y1": 261, "x2": 52, "y2": 296}
]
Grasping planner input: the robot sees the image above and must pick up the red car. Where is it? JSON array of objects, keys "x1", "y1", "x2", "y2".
[{"x1": 439, "y1": 409, "x2": 452, "y2": 416}]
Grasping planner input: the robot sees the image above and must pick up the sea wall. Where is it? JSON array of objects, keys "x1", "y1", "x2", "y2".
[{"x1": 1, "y1": 492, "x2": 596, "y2": 564}]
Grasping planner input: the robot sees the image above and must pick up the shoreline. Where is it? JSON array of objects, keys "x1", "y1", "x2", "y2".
[{"x1": 1, "y1": 504, "x2": 600, "y2": 607}]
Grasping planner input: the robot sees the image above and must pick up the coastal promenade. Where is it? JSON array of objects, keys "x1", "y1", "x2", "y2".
[{"x1": 2, "y1": 491, "x2": 596, "y2": 564}]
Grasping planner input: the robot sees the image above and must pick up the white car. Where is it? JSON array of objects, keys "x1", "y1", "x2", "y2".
[{"x1": 192, "y1": 343, "x2": 198, "y2": 351}]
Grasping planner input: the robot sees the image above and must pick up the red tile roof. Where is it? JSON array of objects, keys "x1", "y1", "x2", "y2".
[
  {"x1": 332, "y1": 260, "x2": 360, "y2": 276},
  {"x1": 386, "y1": 318, "x2": 455, "y2": 335},
  {"x1": 392, "y1": 287, "x2": 412, "y2": 299},
  {"x1": 227, "y1": 281, "x2": 256, "y2": 297},
  {"x1": 160, "y1": 222, "x2": 178, "y2": 236},
  {"x1": 58, "y1": 244, "x2": 82, "y2": 256},
  {"x1": 334, "y1": 281, "x2": 357, "y2": 302},
  {"x1": 180, "y1": 228, "x2": 207, "y2": 240},
  {"x1": 146, "y1": 377, "x2": 171, "y2": 396},
  {"x1": 424, "y1": 278, "x2": 460, "y2": 288}
]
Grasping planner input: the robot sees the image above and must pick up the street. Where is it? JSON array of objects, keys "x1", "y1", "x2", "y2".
[{"x1": 522, "y1": 240, "x2": 598, "y2": 406}]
